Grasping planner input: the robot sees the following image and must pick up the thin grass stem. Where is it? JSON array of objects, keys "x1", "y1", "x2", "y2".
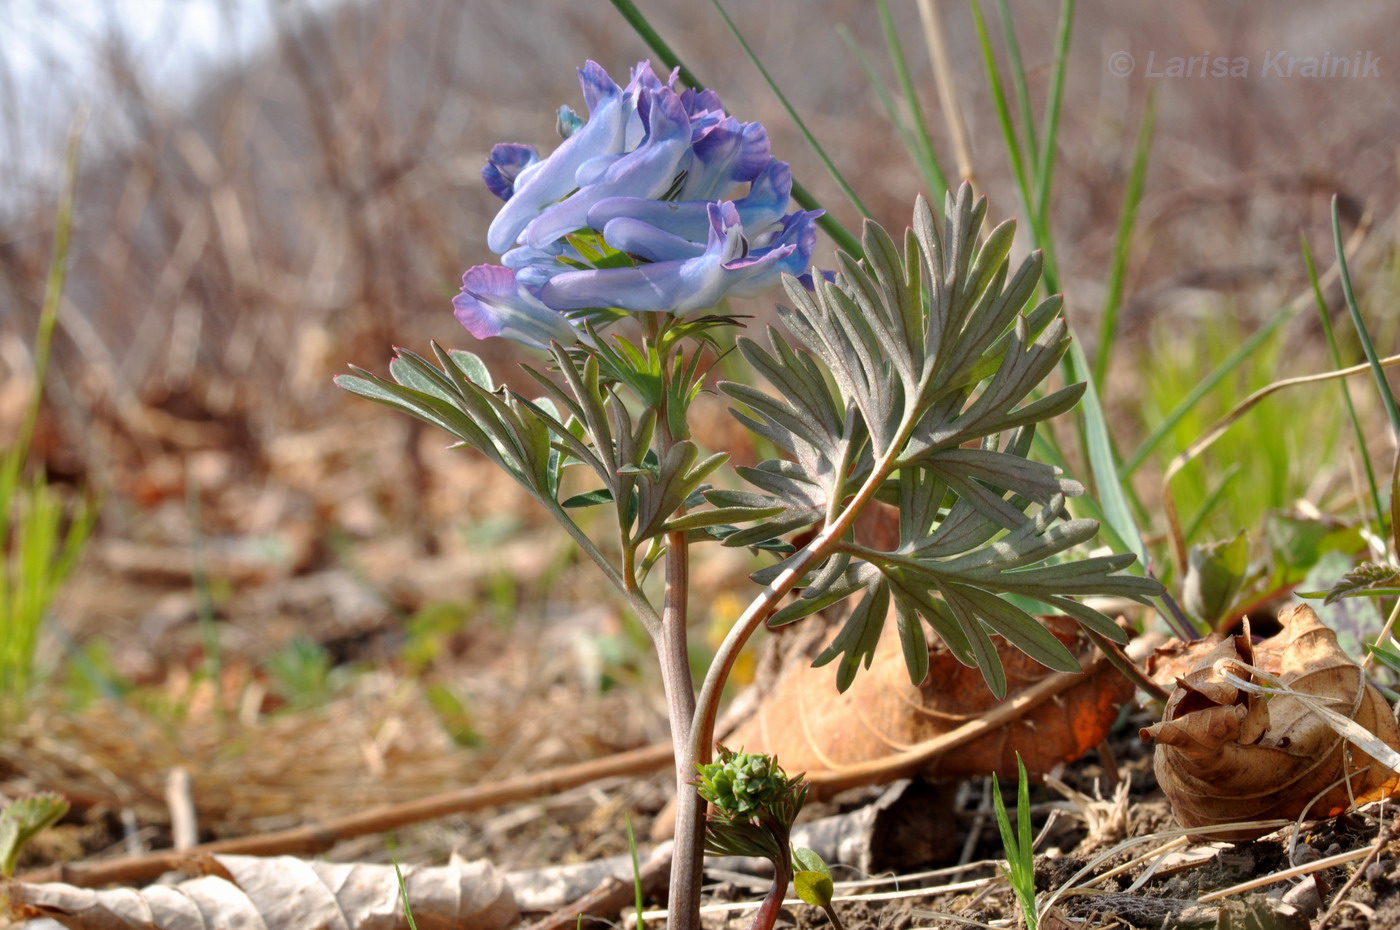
[
  {"x1": 993, "y1": 0, "x2": 1039, "y2": 173},
  {"x1": 1032, "y1": 0, "x2": 1073, "y2": 233},
  {"x1": 1092, "y1": 91, "x2": 1156, "y2": 388},
  {"x1": 1331, "y1": 196, "x2": 1400, "y2": 438},
  {"x1": 874, "y1": 0, "x2": 948, "y2": 196},
  {"x1": 1301, "y1": 232, "x2": 1385, "y2": 536},
  {"x1": 709, "y1": 0, "x2": 872, "y2": 223}
]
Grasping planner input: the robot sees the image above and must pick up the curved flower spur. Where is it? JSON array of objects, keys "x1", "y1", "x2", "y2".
[{"x1": 454, "y1": 60, "x2": 822, "y2": 346}]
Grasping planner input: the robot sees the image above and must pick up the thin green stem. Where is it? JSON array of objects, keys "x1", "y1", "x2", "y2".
[
  {"x1": 1032, "y1": 0, "x2": 1073, "y2": 234},
  {"x1": 1331, "y1": 195, "x2": 1400, "y2": 438},
  {"x1": 18, "y1": 114, "x2": 84, "y2": 459},
  {"x1": 605, "y1": 0, "x2": 862, "y2": 259},
  {"x1": 875, "y1": 0, "x2": 948, "y2": 196},
  {"x1": 1301, "y1": 232, "x2": 1385, "y2": 536},
  {"x1": 993, "y1": 0, "x2": 1039, "y2": 173},
  {"x1": 690, "y1": 401, "x2": 920, "y2": 775},
  {"x1": 837, "y1": 26, "x2": 939, "y2": 200},
  {"x1": 1092, "y1": 91, "x2": 1156, "y2": 388}
]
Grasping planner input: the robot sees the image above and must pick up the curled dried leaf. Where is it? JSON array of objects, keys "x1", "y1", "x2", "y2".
[
  {"x1": 729, "y1": 614, "x2": 1131, "y2": 788},
  {"x1": 6, "y1": 854, "x2": 519, "y2": 930},
  {"x1": 1141, "y1": 604, "x2": 1400, "y2": 840}
]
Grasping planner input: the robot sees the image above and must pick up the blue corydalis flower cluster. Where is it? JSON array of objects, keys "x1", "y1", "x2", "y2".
[{"x1": 454, "y1": 60, "x2": 823, "y2": 349}]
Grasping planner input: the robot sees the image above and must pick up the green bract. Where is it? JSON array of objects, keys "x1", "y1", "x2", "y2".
[{"x1": 695, "y1": 747, "x2": 800, "y2": 821}]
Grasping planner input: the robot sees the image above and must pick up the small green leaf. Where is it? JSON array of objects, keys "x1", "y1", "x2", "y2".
[
  {"x1": 562, "y1": 488, "x2": 615, "y2": 508},
  {"x1": 793, "y1": 846, "x2": 846, "y2": 930},
  {"x1": 1365, "y1": 641, "x2": 1400, "y2": 677},
  {"x1": 792, "y1": 846, "x2": 832, "y2": 878},
  {"x1": 0, "y1": 793, "x2": 69, "y2": 878},
  {"x1": 1182, "y1": 531, "x2": 1250, "y2": 627},
  {"x1": 663, "y1": 505, "x2": 787, "y2": 533},
  {"x1": 793, "y1": 869, "x2": 835, "y2": 908}
]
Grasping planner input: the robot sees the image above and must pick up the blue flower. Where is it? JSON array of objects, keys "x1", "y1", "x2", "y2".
[
  {"x1": 458, "y1": 60, "x2": 822, "y2": 345},
  {"x1": 452, "y1": 264, "x2": 580, "y2": 350},
  {"x1": 542, "y1": 201, "x2": 821, "y2": 315}
]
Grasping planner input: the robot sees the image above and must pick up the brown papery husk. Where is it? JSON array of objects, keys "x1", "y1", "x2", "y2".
[{"x1": 1141, "y1": 603, "x2": 1400, "y2": 840}]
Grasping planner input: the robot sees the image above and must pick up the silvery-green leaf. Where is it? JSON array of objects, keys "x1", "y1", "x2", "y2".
[
  {"x1": 663, "y1": 505, "x2": 786, "y2": 533},
  {"x1": 812, "y1": 581, "x2": 891, "y2": 692},
  {"x1": 562, "y1": 488, "x2": 613, "y2": 508}
]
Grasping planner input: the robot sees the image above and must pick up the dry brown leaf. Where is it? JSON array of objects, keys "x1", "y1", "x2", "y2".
[
  {"x1": 6, "y1": 854, "x2": 519, "y2": 930},
  {"x1": 727, "y1": 615, "x2": 1132, "y2": 783},
  {"x1": 1141, "y1": 603, "x2": 1400, "y2": 840}
]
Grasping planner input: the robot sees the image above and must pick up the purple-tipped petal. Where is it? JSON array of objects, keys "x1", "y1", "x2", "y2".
[
  {"x1": 482, "y1": 144, "x2": 541, "y2": 202},
  {"x1": 453, "y1": 265, "x2": 578, "y2": 349},
  {"x1": 485, "y1": 63, "x2": 628, "y2": 253},
  {"x1": 471, "y1": 59, "x2": 812, "y2": 326},
  {"x1": 680, "y1": 118, "x2": 771, "y2": 201},
  {"x1": 522, "y1": 87, "x2": 694, "y2": 250}
]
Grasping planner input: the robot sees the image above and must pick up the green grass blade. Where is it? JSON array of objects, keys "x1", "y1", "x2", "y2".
[
  {"x1": 604, "y1": 0, "x2": 703, "y2": 89},
  {"x1": 1065, "y1": 337, "x2": 1148, "y2": 564},
  {"x1": 875, "y1": 0, "x2": 948, "y2": 197},
  {"x1": 19, "y1": 117, "x2": 83, "y2": 459},
  {"x1": 708, "y1": 0, "x2": 871, "y2": 221},
  {"x1": 836, "y1": 26, "x2": 932, "y2": 192},
  {"x1": 1120, "y1": 303, "x2": 1298, "y2": 480},
  {"x1": 993, "y1": 0, "x2": 1039, "y2": 173},
  {"x1": 1032, "y1": 0, "x2": 1074, "y2": 233},
  {"x1": 626, "y1": 813, "x2": 646, "y2": 930},
  {"x1": 1092, "y1": 91, "x2": 1157, "y2": 388},
  {"x1": 1331, "y1": 195, "x2": 1400, "y2": 436},
  {"x1": 969, "y1": 0, "x2": 1029, "y2": 203},
  {"x1": 605, "y1": 0, "x2": 861, "y2": 257},
  {"x1": 969, "y1": 0, "x2": 1059, "y2": 289},
  {"x1": 1301, "y1": 231, "x2": 1385, "y2": 534},
  {"x1": 393, "y1": 861, "x2": 420, "y2": 930}
]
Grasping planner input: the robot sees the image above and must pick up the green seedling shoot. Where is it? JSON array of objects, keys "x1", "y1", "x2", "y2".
[
  {"x1": 992, "y1": 754, "x2": 1038, "y2": 930},
  {"x1": 696, "y1": 747, "x2": 834, "y2": 930},
  {"x1": 0, "y1": 793, "x2": 69, "y2": 879}
]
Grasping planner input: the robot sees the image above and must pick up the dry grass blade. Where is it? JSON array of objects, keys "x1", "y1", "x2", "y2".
[
  {"x1": 20, "y1": 742, "x2": 671, "y2": 889},
  {"x1": 1033, "y1": 819, "x2": 1288, "y2": 920}
]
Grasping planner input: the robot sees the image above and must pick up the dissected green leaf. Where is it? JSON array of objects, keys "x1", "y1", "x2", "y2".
[
  {"x1": 727, "y1": 187, "x2": 1162, "y2": 696},
  {"x1": 562, "y1": 489, "x2": 614, "y2": 509},
  {"x1": 1322, "y1": 561, "x2": 1400, "y2": 606}
]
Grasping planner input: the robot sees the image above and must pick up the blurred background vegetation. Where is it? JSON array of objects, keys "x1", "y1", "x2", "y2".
[{"x1": 1, "y1": 0, "x2": 1398, "y2": 866}]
